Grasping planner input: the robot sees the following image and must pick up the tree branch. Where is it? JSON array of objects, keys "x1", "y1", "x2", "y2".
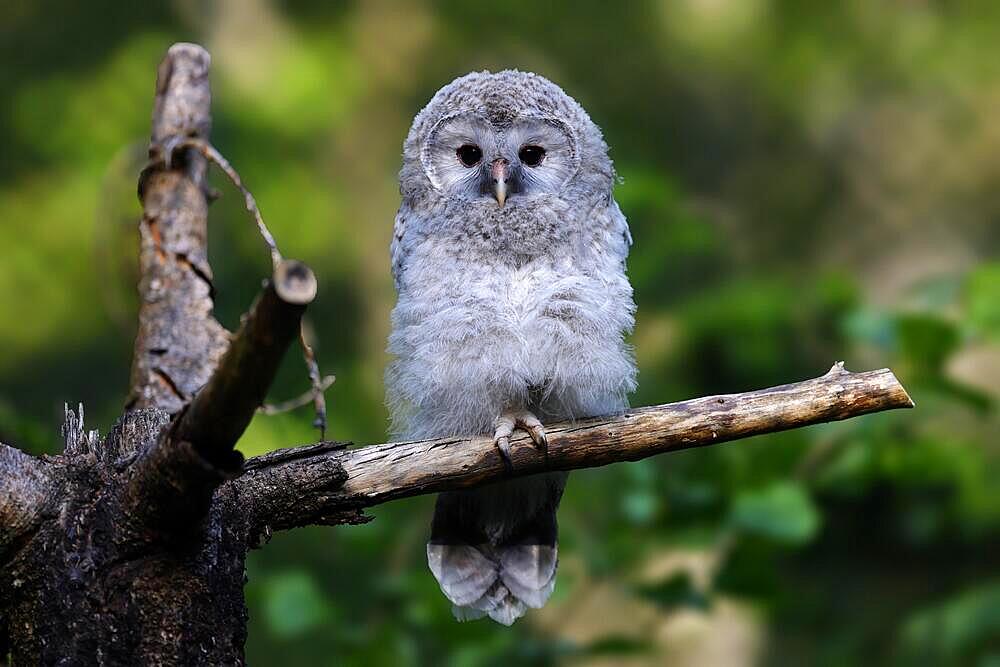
[
  {"x1": 125, "y1": 262, "x2": 317, "y2": 533},
  {"x1": 0, "y1": 443, "x2": 55, "y2": 559},
  {"x1": 123, "y1": 43, "x2": 320, "y2": 533},
  {"x1": 234, "y1": 363, "x2": 913, "y2": 543},
  {"x1": 172, "y1": 260, "x2": 317, "y2": 467},
  {"x1": 128, "y1": 42, "x2": 227, "y2": 413}
]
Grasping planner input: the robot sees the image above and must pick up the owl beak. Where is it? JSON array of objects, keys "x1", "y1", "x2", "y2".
[{"x1": 491, "y1": 158, "x2": 509, "y2": 207}]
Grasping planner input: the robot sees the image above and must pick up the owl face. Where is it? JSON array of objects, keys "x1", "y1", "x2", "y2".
[
  {"x1": 403, "y1": 71, "x2": 613, "y2": 217},
  {"x1": 420, "y1": 111, "x2": 579, "y2": 207}
]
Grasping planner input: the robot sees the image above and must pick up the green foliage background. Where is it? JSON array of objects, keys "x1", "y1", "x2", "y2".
[{"x1": 1, "y1": 1, "x2": 998, "y2": 665}]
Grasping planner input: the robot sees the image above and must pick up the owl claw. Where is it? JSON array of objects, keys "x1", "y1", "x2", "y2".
[
  {"x1": 495, "y1": 435, "x2": 514, "y2": 472},
  {"x1": 493, "y1": 410, "x2": 548, "y2": 471},
  {"x1": 522, "y1": 417, "x2": 548, "y2": 453}
]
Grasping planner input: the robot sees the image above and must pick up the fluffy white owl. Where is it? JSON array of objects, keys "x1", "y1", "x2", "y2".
[{"x1": 386, "y1": 70, "x2": 636, "y2": 625}]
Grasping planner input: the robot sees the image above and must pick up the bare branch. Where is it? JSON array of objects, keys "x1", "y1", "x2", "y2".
[
  {"x1": 172, "y1": 259, "x2": 317, "y2": 466},
  {"x1": 0, "y1": 443, "x2": 55, "y2": 558},
  {"x1": 169, "y1": 137, "x2": 331, "y2": 437},
  {"x1": 234, "y1": 364, "x2": 913, "y2": 542},
  {"x1": 236, "y1": 442, "x2": 362, "y2": 546},
  {"x1": 128, "y1": 43, "x2": 228, "y2": 413},
  {"x1": 123, "y1": 40, "x2": 322, "y2": 534},
  {"x1": 126, "y1": 260, "x2": 317, "y2": 531},
  {"x1": 171, "y1": 137, "x2": 283, "y2": 269},
  {"x1": 298, "y1": 325, "x2": 329, "y2": 438}
]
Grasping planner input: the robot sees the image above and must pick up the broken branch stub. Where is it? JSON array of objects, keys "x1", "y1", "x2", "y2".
[
  {"x1": 172, "y1": 260, "x2": 318, "y2": 468},
  {"x1": 129, "y1": 43, "x2": 227, "y2": 413}
]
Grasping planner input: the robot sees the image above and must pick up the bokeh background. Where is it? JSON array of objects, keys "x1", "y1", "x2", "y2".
[{"x1": 2, "y1": 1, "x2": 998, "y2": 665}]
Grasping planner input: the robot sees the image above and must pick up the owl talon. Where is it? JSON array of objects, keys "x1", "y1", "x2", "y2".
[
  {"x1": 493, "y1": 410, "x2": 548, "y2": 469},
  {"x1": 533, "y1": 429, "x2": 548, "y2": 453},
  {"x1": 494, "y1": 415, "x2": 516, "y2": 472},
  {"x1": 495, "y1": 436, "x2": 514, "y2": 472},
  {"x1": 520, "y1": 413, "x2": 548, "y2": 453}
]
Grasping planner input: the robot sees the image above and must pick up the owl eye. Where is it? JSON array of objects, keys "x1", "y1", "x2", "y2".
[
  {"x1": 518, "y1": 145, "x2": 546, "y2": 167},
  {"x1": 456, "y1": 144, "x2": 483, "y2": 167}
]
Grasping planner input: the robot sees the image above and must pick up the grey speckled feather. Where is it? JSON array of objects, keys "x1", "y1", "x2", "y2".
[{"x1": 386, "y1": 70, "x2": 636, "y2": 625}]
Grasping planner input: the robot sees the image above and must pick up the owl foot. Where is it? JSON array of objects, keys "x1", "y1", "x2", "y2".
[{"x1": 493, "y1": 410, "x2": 548, "y2": 472}]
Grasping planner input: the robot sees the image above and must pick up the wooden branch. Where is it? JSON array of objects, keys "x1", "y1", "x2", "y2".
[
  {"x1": 233, "y1": 364, "x2": 913, "y2": 542},
  {"x1": 0, "y1": 443, "x2": 55, "y2": 558},
  {"x1": 128, "y1": 42, "x2": 228, "y2": 413},
  {"x1": 172, "y1": 260, "x2": 317, "y2": 467},
  {"x1": 125, "y1": 261, "x2": 317, "y2": 533},
  {"x1": 123, "y1": 43, "x2": 319, "y2": 532}
]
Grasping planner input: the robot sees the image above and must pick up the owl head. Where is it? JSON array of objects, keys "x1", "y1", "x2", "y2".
[{"x1": 400, "y1": 70, "x2": 614, "y2": 214}]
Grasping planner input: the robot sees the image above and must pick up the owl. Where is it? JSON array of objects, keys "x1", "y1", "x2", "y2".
[{"x1": 386, "y1": 70, "x2": 636, "y2": 625}]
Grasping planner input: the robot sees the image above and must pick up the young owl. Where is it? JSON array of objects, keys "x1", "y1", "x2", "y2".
[{"x1": 386, "y1": 70, "x2": 636, "y2": 625}]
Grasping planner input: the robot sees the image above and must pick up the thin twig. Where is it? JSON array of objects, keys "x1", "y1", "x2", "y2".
[
  {"x1": 171, "y1": 137, "x2": 283, "y2": 270},
  {"x1": 298, "y1": 324, "x2": 329, "y2": 439},
  {"x1": 259, "y1": 374, "x2": 336, "y2": 416},
  {"x1": 158, "y1": 136, "x2": 334, "y2": 438}
]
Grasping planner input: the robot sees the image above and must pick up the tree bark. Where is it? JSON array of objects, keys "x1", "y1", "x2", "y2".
[
  {"x1": 128, "y1": 43, "x2": 226, "y2": 415},
  {"x1": 0, "y1": 443, "x2": 55, "y2": 562},
  {"x1": 1, "y1": 409, "x2": 254, "y2": 665},
  {"x1": 0, "y1": 42, "x2": 914, "y2": 665}
]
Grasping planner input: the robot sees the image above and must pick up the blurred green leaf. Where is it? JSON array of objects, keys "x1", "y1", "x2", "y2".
[
  {"x1": 730, "y1": 481, "x2": 821, "y2": 545},
  {"x1": 261, "y1": 571, "x2": 332, "y2": 639},
  {"x1": 894, "y1": 313, "x2": 961, "y2": 376},
  {"x1": 843, "y1": 307, "x2": 896, "y2": 351},
  {"x1": 621, "y1": 489, "x2": 659, "y2": 525},
  {"x1": 898, "y1": 581, "x2": 1000, "y2": 665},
  {"x1": 620, "y1": 459, "x2": 662, "y2": 525},
  {"x1": 967, "y1": 263, "x2": 1000, "y2": 341}
]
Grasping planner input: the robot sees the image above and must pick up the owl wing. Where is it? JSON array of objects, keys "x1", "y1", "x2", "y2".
[
  {"x1": 605, "y1": 197, "x2": 633, "y2": 267},
  {"x1": 390, "y1": 208, "x2": 408, "y2": 289}
]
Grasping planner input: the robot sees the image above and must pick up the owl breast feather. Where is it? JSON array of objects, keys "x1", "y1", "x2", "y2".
[{"x1": 386, "y1": 226, "x2": 636, "y2": 441}]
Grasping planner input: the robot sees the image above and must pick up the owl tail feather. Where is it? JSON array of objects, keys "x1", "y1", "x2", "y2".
[{"x1": 427, "y1": 541, "x2": 558, "y2": 626}]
